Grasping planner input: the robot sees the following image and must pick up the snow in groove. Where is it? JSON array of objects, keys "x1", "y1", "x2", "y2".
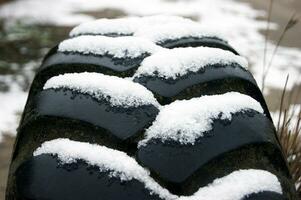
[
  {"x1": 139, "y1": 92, "x2": 263, "y2": 146},
  {"x1": 133, "y1": 47, "x2": 248, "y2": 80},
  {"x1": 134, "y1": 23, "x2": 227, "y2": 44},
  {"x1": 34, "y1": 139, "x2": 282, "y2": 200},
  {"x1": 43, "y1": 72, "x2": 160, "y2": 108},
  {"x1": 58, "y1": 35, "x2": 162, "y2": 58}
]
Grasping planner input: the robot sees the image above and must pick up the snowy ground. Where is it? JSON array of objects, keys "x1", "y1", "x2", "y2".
[{"x1": 0, "y1": 0, "x2": 300, "y2": 140}]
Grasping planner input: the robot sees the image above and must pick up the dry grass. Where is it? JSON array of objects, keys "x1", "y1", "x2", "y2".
[
  {"x1": 260, "y1": 1, "x2": 301, "y2": 193},
  {"x1": 275, "y1": 76, "x2": 301, "y2": 194},
  {"x1": 261, "y1": 0, "x2": 299, "y2": 92}
]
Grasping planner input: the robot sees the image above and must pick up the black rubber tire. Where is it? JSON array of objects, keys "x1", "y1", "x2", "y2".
[{"x1": 6, "y1": 16, "x2": 297, "y2": 200}]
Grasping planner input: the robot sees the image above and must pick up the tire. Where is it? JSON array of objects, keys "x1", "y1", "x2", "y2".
[{"x1": 6, "y1": 15, "x2": 297, "y2": 200}]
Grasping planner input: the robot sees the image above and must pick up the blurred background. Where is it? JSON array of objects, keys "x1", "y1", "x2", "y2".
[{"x1": 0, "y1": 0, "x2": 300, "y2": 199}]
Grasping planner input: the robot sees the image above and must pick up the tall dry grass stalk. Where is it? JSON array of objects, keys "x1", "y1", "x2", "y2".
[
  {"x1": 261, "y1": 0, "x2": 299, "y2": 92},
  {"x1": 276, "y1": 76, "x2": 301, "y2": 194},
  {"x1": 260, "y1": 2, "x2": 300, "y2": 193}
]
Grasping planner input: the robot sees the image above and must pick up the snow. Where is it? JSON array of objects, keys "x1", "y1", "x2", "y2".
[
  {"x1": 0, "y1": 82, "x2": 27, "y2": 142},
  {"x1": 34, "y1": 139, "x2": 281, "y2": 200},
  {"x1": 134, "y1": 47, "x2": 248, "y2": 80},
  {"x1": 43, "y1": 72, "x2": 160, "y2": 108},
  {"x1": 139, "y1": 92, "x2": 263, "y2": 146},
  {"x1": 33, "y1": 138, "x2": 177, "y2": 200},
  {"x1": 134, "y1": 23, "x2": 227, "y2": 44},
  {"x1": 70, "y1": 15, "x2": 226, "y2": 44},
  {"x1": 58, "y1": 35, "x2": 161, "y2": 58},
  {"x1": 179, "y1": 169, "x2": 282, "y2": 200},
  {"x1": 69, "y1": 17, "x2": 138, "y2": 37},
  {"x1": 69, "y1": 15, "x2": 195, "y2": 37}
]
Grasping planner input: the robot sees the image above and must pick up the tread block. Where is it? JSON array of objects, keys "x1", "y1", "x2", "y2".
[
  {"x1": 15, "y1": 155, "x2": 163, "y2": 200},
  {"x1": 134, "y1": 62, "x2": 254, "y2": 98},
  {"x1": 242, "y1": 192, "x2": 286, "y2": 200},
  {"x1": 69, "y1": 16, "x2": 236, "y2": 53},
  {"x1": 27, "y1": 88, "x2": 159, "y2": 141},
  {"x1": 134, "y1": 65, "x2": 270, "y2": 116},
  {"x1": 133, "y1": 52, "x2": 270, "y2": 118},
  {"x1": 157, "y1": 37, "x2": 239, "y2": 54},
  {"x1": 137, "y1": 111, "x2": 281, "y2": 195},
  {"x1": 16, "y1": 73, "x2": 159, "y2": 163},
  {"x1": 15, "y1": 156, "x2": 285, "y2": 200},
  {"x1": 29, "y1": 36, "x2": 161, "y2": 96},
  {"x1": 12, "y1": 139, "x2": 283, "y2": 200}
]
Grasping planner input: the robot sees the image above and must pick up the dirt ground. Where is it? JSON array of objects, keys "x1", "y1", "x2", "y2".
[
  {"x1": 0, "y1": 0, "x2": 300, "y2": 199},
  {"x1": 241, "y1": 0, "x2": 301, "y2": 49},
  {"x1": 0, "y1": 136, "x2": 14, "y2": 200}
]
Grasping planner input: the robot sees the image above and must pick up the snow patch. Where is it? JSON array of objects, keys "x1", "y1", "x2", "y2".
[
  {"x1": 179, "y1": 169, "x2": 282, "y2": 200},
  {"x1": 34, "y1": 139, "x2": 281, "y2": 200},
  {"x1": 134, "y1": 47, "x2": 248, "y2": 80},
  {"x1": 134, "y1": 23, "x2": 227, "y2": 44},
  {"x1": 70, "y1": 15, "x2": 195, "y2": 37},
  {"x1": 0, "y1": 82, "x2": 27, "y2": 141},
  {"x1": 58, "y1": 35, "x2": 162, "y2": 58},
  {"x1": 70, "y1": 17, "x2": 138, "y2": 37},
  {"x1": 70, "y1": 15, "x2": 226, "y2": 44},
  {"x1": 43, "y1": 72, "x2": 160, "y2": 108},
  {"x1": 139, "y1": 92, "x2": 263, "y2": 146}
]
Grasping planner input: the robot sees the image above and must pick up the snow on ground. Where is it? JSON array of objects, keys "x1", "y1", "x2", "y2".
[
  {"x1": 0, "y1": 80, "x2": 27, "y2": 141},
  {"x1": 0, "y1": 0, "x2": 301, "y2": 141},
  {"x1": 35, "y1": 138, "x2": 282, "y2": 200}
]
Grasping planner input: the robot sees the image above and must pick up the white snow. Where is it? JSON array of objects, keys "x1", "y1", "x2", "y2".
[
  {"x1": 34, "y1": 139, "x2": 281, "y2": 200},
  {"x1": 140, "y1": 15, "x2": 196, "y2": 25},
  {"x1": 58, "y1": 35, "x2": 161, "y2": 58},
  {"x1": 69, "y1": 15, "x2": 195, "y2": 37},
  {"x1": 139, "y1": 92, "x2": 263, "y2": 146},
  {"x1": 69, "y1": 17, "x2": 139, "y2": 37},
  {"x1": 0, "y1": 60, "x2": 37, "y2": 142},
  {"x1": 70, "y1": 15, "x2": 227, "y2": 44},
  {"x1": 0, "y1": 82, "x2": 27, "y2": 142},
  {"x1": 134, "y1": 47, "x2": 248, "y2": 80},
  {"x1": 43, "y1": 72, "x2": 160, "y2": 108},
  {"x1": 134, "y1": 23, "x2": 227, "y2": 44},
  {"x1": 179, "y1": 169, "x2": 282, "y2": 200}
]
